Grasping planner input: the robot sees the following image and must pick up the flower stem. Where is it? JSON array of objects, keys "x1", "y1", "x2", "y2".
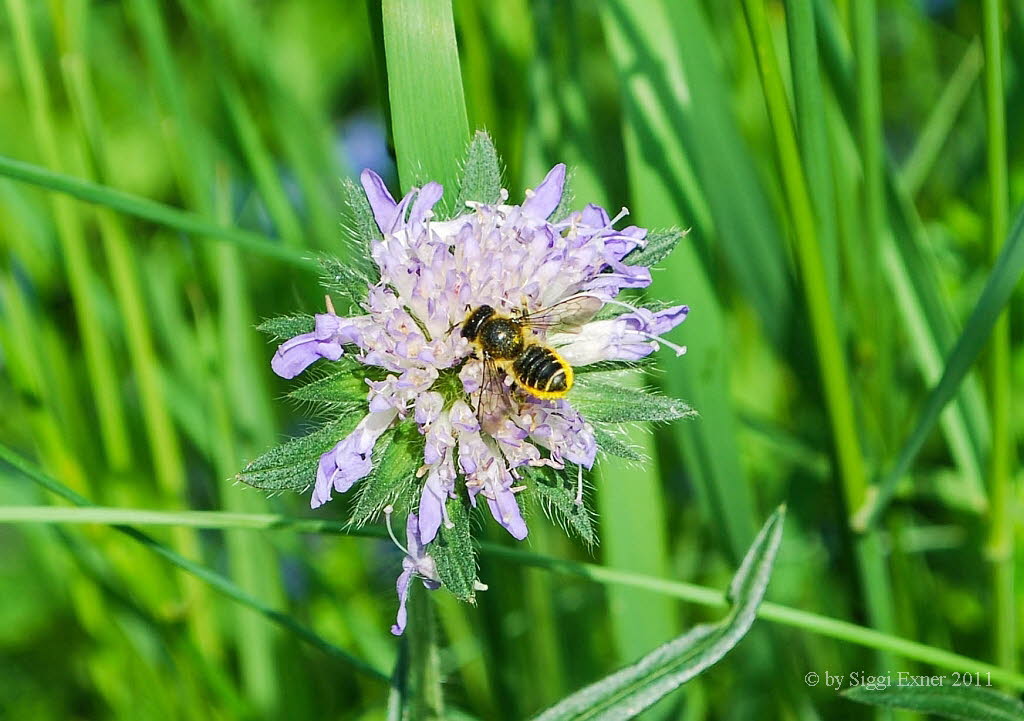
[{"x1": 408, "y1": 584, "x2": 445, "y2": 721}]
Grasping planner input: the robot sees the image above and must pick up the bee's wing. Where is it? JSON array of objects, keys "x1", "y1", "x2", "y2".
[
  {"x1": 475, "y1": 356, "x2": 516, "y2": 428},
  {"x1": 522, "y1": 294, "x2": 603, "y2": 333}
]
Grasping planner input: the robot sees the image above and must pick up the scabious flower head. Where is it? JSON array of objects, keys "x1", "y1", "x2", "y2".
[{"x1": 256, "y1": 141, "x2": 690, "y2": 633}]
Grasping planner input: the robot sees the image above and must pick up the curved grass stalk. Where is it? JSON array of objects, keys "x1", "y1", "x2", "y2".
[{"x1": 1, "y1": 487, "x2": 1021, "y2": 689}]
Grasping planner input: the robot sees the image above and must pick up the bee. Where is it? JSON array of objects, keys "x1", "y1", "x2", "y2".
[{"x1": 461, "y1": 295, "x2": 602, "y2": 416}]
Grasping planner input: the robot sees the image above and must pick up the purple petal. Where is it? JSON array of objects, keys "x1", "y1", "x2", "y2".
[
  {"x1": 417, "y1": 480, "x2": 445, "y2": 545},
  {"x1": 360, "y1": 169, "x2": 398, "y2": 231},
  {"x1": 313, "y1": 313, "x2": 342, "y2": 339},
  {"x1": 580, "y1": 203, "x2": 610, "y2": 228},
  {"x1": 390, "y1": 566, "x2": 413, "y2": 636},
  {"x1": 408, "y1": 182, "x2": 444, "y2": 234},
  {"x1": 311, "y1": 447, "x2": 341, "y2": 509},
  {"x1": 522, "y1": 164, "x2": 566, "y2": 220},
  {"x1": 405, "y1": 512, "x2": 426, "y2": 559},
  {"x1": 271, "y1": 332, "x2": 321, "y2": 379},
  {"x1": 271, "y1": 314, "x2": 350, "y2": 379},
  {"x1": 360, "y1": 169, "x2": 415, "y2": 234},
  {"x1": 644, "y1": 305, "x2": 690, "y2": 335},
  {"x1": 603, "y1": 226, "x2": 647, "y2": 261},
  {"x1": 487, "y1": 488, "x2": 528, "y2": 540},
  {"x1": 584, "y1": 264, "x2": 652, "y2": 298}
]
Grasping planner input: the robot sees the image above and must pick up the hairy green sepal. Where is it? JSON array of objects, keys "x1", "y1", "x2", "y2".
[
  {"x1": 257, "y1": 314, "x2": 315, "y2": 340},
  {"x1": 288, "y1": 360, "x2": 378, "y2": 409},
  {"x1": 572, "y1": 377, "x2": 695, "y2": 423},
  {"x1": 623, "y1": 227, "x2": 688, "y2": 268},
  {"x1": 527, "y1": 466, "x2": 598, "y2": 546},
  {"x1": 591, "y1": 424, "x2": 644, "y2": 462},
  {"x1": 456, "y1": 130, "x2": 502, "y2": 210}
]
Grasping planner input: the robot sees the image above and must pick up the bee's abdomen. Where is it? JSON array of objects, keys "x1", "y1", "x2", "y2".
[{"x1": 512, "y1": 345, "x2": 572, "y2": 397}]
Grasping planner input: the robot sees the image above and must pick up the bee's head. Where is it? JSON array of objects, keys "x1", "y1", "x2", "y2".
[{"x1": 461, "y1": 305, "x2": 494, "y2": 341}]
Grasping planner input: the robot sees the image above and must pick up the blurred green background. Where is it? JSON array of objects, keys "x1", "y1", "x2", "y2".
[{"x1": 1, "y1": 0, "x2": 1022, "y2": 719}]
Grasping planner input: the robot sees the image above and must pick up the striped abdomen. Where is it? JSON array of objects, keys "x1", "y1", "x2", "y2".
[{"x1": 510, "y1": 344, "x2": 573, "y2": 398}]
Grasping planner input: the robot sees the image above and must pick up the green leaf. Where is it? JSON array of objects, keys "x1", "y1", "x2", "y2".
[
  {"x1": 456, "y1": 130, "x2": 502, "y2": 210},
  {"x1": 842, "y1": 684, "x2": 1024, "y2": 721},
  {"x1": 592, "y1": 424, "x2": 644, "y2": 462},
  {"x1": 531, "y1": 469, "x2": 598, "y2": 546},
  {"x1": 350, "y1": 423, "x2": 423, "y2": 526},
  {"x1": 237, "y1": 418, "x2": 354, "y2": 491},
  {"x1": 288, "y1": 362, "x2": 372, "y2": 407},
  {"x1": 622, "y1": 227, "x2": 688, "y2": 268},
  {"x1": 572, "y1": 378, "x2": 695, "y2": 423},
  {"x1": 528, "y1": 506, "x2": 786, "y2": 721},
  {"x1": 431, "y1": 496, "x2": 478, "y2": 602},
  {"x1": 256, "y1": 314, "x2": 315, "y2": 340}
]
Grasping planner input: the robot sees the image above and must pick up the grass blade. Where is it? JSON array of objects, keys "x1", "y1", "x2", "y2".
[
  {"x1": 381, "y1": 0, "x2": 469, "y2": 204},
  {"x1": 980, "y1": 0, "x2": 1016, "y2": 677},
  {"x1": 855, "y1": 205, "x2": 1024, "y2": 529},
  {"x1": 814, "y1": 0, "x2": 992, "y2": 506},
  {"x1": 0, "y1": 154, "x2": 316, "y2": 269},
  {"x1": 784, "y1": 0, "x2": 839, "y2": 306},
  {"x1": 601, "y1": 0, "x2": 760, "y2": 564},
  {"x1": 6, "y1": 0, "x2": 133, "y2": 470},
  {"x1": 899, "y1": 40, "x2": 983, "y2": 197},
  {"x1": 526, "y1": 507, "x2": 785, "y2": 721}
]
